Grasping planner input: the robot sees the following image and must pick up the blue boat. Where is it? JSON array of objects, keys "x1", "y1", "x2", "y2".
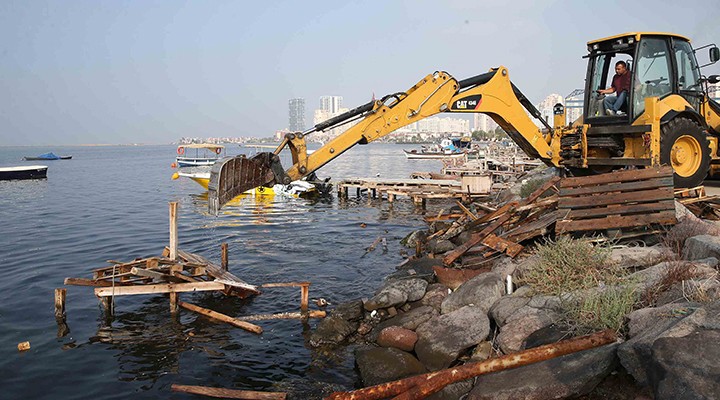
[{"x1": 23, "y1": 152, "x2": 72, "y2": 161}]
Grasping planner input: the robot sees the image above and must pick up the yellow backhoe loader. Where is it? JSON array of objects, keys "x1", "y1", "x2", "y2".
[{"x1": 209, "y1": 32, "x2": 720, "y2": 214}]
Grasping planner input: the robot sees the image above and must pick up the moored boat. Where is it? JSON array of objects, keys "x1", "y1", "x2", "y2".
[
  {"x1": 403, "y1": 136, "x2": 474, "y2": 160},
  {"x1": 0, "y1": 165, "x2": 48, "y2": 180},
  {"x1": 23, "y1": 152, "x2": 71, "y2": 161},
  {"x1": 175, "y1": 144, "x2": 225, "y2": 167},
  {"x1": 173, "y1": 171, "x2": 317, "y2": 198}
]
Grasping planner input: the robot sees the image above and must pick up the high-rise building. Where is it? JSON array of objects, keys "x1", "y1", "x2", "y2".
[
  {"x1": 319, "y1": 96, "x2": 343, "y2": 114},
  {"x1": 473, "y1": 113, "x2": 498, "y2": 133},
  {"x1": 288, "y1": 98, "x2": 305, "y2": 132},
  {"x1": 538, "y1": 94, "x2": 564, "y2": 125},
  {"x1": 565, "y1": 89, "x2": 584, "y2": 125}
]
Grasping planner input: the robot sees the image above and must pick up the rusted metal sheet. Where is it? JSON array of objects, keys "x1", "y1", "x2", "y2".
[
  {"x1": 325, "y1": 329, "x2": 616, "y2": 400},
  {"x1": 208, "y1": 155, "x2": 275, "y2": 215}
]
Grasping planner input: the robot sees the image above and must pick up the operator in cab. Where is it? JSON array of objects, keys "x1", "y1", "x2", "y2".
[{"x1": 598, "y1": 60, "x2": 631, "y2": 116}]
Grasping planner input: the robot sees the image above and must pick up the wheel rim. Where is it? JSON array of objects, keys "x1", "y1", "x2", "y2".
[{"x1": 670, "y1": 135, "x2": 702, "y2": 177}]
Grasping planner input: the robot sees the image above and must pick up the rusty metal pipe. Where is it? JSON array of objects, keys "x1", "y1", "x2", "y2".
[{"x1": 325, "y1": 329, "x2": 616, "y2": 400}]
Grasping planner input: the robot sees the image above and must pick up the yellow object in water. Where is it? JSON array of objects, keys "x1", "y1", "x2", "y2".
[{"x1": 176, "y1": 172, "x2": 275, "y2": 195}]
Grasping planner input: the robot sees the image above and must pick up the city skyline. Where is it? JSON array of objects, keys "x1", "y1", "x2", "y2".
[{"x1": 2, "y1": 1, "x2": 719, "y2": 145}]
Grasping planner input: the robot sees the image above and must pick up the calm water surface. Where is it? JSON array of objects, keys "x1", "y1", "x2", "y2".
[{"x1": 0, "y1": 143, "x2": 448, "y2": 399}]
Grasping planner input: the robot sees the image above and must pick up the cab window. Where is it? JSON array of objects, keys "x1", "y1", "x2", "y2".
[{"x1": 633, "y1": 38, "x2": 672, "y2": 116}]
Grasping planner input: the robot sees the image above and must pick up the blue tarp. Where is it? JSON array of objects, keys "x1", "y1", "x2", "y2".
[{"x1": 36, "y1": 152, "x2": 60, "y2": 160}]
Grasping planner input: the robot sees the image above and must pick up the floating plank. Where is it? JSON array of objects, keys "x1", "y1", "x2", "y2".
[
  {"x1": 558, "y1": 187, "x2": 674, "y2": 209},
  {"x1": 171, "y1": 384, "x2": 286, "y2": 400},
  {"x1": 556, "y1": 211, "x2": 677, "y2": 233},
  {"x1": 94, "y1": 281, "x2": 225, "y2": 297},
  {"x1": 178, "y1": 301, "x2": 262, "y2": 334},
  {"x1": 238, "y1": 310, "x2": 326, "y2": 321}
]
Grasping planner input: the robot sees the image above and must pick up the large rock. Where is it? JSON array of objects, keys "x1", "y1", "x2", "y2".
[
  {"x1": 628, "y1": 261, "x2": 718, "y2": 292},
  {"x1": 369, "y1": 305, "x2": 439, "y2": 342},
  {"x1": 354, "y1": 346, "x2": 426, "y2": 386},
  {"x1": 496, "y1": 305, "x2": 560, "y2": 353},
  {"x1": 377, "y1": 326, "x2": 418, "y2": 352},
  {"x1": 618, "y1": 301, "x2": 720, "y2": 386},
  {"x1": 610, "y1": 245, "x2": 666, "y2": 269},
  {"x1": 648, "y1": 329, "x2": 720, "y2": 399},
  {"x1": 427, "y1": 238, "x2": 455, "y2": 254},
  {"x1": 488, "y1": 287, "x2": 532, "y2": 327},
  {"x1": 364, "y1": 278, "x2": 428, "y2": 311},
  {"x1": 308, "y1": 316, "x2": 358, "y2": 347},
  {"x1": 331, "y1": 300, "x2": 365, "y2": 321},
  {"x1": 683, "y1": 234, "x2": 720, "y2": 261},
  {"x1": 417, "y1": 283, "x2": 450, "y2": 311},
  {"x1": 415, "y1": 305, "x2": 490, "y2": 371},
  {"x1": 433, "y1": 265, "x2": 487, "y2": 290},
  {"x1": 440, "y1": 272, "x2": 505, "y2": 314},
  {"x1": 468, "y1": 343, "x2": 619, "y2": 400},
  {"x1": 387, "y1": 256, "x2": 442, "y2": 283}
]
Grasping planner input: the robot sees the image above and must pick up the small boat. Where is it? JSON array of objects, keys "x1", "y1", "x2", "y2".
[
  {"x1": 175, "y1": 144, "x2": 225, "y2": 167},
  {"x1": 403, "y1": 137, "x2": 474, "y2": 160},
  {"x1": 23, "y1": 152, "x2": 72, "y2": 161},
  {"x1": 173, "y1": 171, "x2": 317, "y2": 198},
  {"x1": 0, "y1": 165, "x2": 48, "y2": 180}
]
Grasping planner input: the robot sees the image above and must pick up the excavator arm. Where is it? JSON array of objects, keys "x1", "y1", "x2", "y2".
[{"x1": 209, "y1": 67, "x2": 558, "y2": 214}]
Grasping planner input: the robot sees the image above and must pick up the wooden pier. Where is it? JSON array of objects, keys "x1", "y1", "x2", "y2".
[{"x1": 337, "y1": 176, "x2": 493, "y2": 207}]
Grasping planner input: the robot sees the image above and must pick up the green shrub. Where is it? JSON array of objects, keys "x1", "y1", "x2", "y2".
[
  {"x1": 519, "y1": 236, "x2": 620, "y2": 296},
  {"x1": 565, "y1": 285, "x2": 637, "y2": 334},
  {"x1": 519, "y1": 178, "x2": 548, "y2": 198}
]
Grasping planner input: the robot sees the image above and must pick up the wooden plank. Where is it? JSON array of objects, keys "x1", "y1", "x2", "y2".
[
  {"x1": 169, "y1": 202, "x2": 178, "y2": 260},
  {"x1": 455, "y1": 201, "x2": 479, "y2": 221},
  {"x1": 261, "y1": 282, "x2": 311, "y2": 288},
  {"x1": 177, "y1": 250, "x2": 259, "y2": 294},
  {"x1": 559, "y1": 176, "x2": 673, "y2": 197},
  {"x1": 558, "y1": 187, "x2": 674, "y2": 209},
  {"x1": 556, "y1": 211, "x2": 677, "y2": 233},
  {"x1": 94, "y1": 281, "x2": 225, "y2": 297},
  {"x1": 443, "y1": 213, "x2": 511, "y2": 266},
  {"x1": 560, "y1": 166, "x2": 673, "y2": 188},
  {"x1": 481, "y1": 234, "x2": 524, "y2": 258},
  {"x1": 64, "y1": 277, "x2": 133, "y2": 287},
  {"x1": 561, "y1": 200, "x2": 676, "y2": 220},
  {"x1": 171, "y1": 384, "x2": 286, "y2": 400},
  {"x1": 178, "y1": 301, "x2": 262, "y2": 334},
  {"x1": 523, "y1": 176, "x2": 561, "y2": 205},
  {"x1": 239, "y1": 310, "x2": 327, "y2": 321},
  {"x1": 504, "y1": 210, "x2": 560, "y2": 243},
  {"x1": 130, "y1": 267, "x2": 184, "y2": 283}
]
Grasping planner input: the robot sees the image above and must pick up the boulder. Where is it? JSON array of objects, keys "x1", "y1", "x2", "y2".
[
  {"x1": 440, "y1": 272, "x2": 505, "y2": 314},
  {"x1": 377, "y1": 326, "x2": 418, "y2": 352},
  {"x1": 467, "y1": 343, "x2": 619, "y2": 400},
  {"x1": 415, "y1": 305, "x2": 490, "y2": 371},
  {"x1": 369, "y1": 305, "x2": 439, "y2": 342},
  {"x1": 308, "y1": 316, "x2": 359, "y2": 347},
  {"x1": 387, "y1": 256, "x2": 442, "y2": 283},
  {"x1": 417, "y1": 283, "x2": 450, "y2": 311},
  {"x1": 683, "y1": 234, "x2": 720, "y2": 261},
  {"x1": 364, "y1": 278, "x2": 428, "y2": 311},
  {"x1": 488, "y1": 289, "x2": 532, "y2": 327},
  {"x1": 433, "y1": 265, "x2": 487, "y2": 290},
  {"x1": 427, "y1": 238, "x2": 456, "y2": 254},
  {"x1": 655, "y1": 277, "x2": 720, "y2": 306},
  {"x1": 426, "y1": 379, "x2": 474, "y2": 400},
  {"x1": 401, "y1": 230, "x2": 427, "y2": 248},
  {"x1": 354, "y1": 346, "x2": 426, "y2": 386},
  {"x1": 618, "y1": 300, "x2": 720, "y2": 386},
  {"x1": 495, "y1": 305, "x2": 560, "y2": 354},
  {"x1": 610, "y1": 245, "x2": 666, "y2": 269},
  {"x1": 648, "y1": 329, "x2": 720, "y2": 400},
  {"x1": 331, "y1": 300, "x2": 365, "y2": 321},
  {"x1": 491, "y1": 256, "x2": 518, "y2": 280},
  {"x1": 628, "y1": 261, "x2": 718, "y2": 292}
]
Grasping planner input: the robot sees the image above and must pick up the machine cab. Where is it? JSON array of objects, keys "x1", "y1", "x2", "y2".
[{"x1": 583, "y1": 32, "x2": 705, "y2": 124}]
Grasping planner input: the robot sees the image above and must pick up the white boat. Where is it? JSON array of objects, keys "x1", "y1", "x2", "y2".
[
  {"x1": 403, "y1": 137, "x2": 474, "y2": 160},
  {"x1": 175, "y1": 144, "x2": 225, "y2": 167},
  {"x1": 403, "y1": 149, "x2": 468, "y2": 160},
  {"x1": 0, "y1": 165, "x2": 48, "y2": 180},
  {"x1": 173, "y1": 171, "x2": 317, "y2": 198}
]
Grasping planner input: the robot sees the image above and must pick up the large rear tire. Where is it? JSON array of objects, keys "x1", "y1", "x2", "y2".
[{"x1": 661, "y1": 117, "x2": 710, "y2": 188}]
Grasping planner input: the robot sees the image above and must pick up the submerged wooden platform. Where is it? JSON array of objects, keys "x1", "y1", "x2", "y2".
[{"x1": 337, "y1": 177, "x2": 493, "y2": 206}]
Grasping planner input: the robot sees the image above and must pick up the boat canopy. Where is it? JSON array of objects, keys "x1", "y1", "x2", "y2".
[{"x1": 178, "y1": 144, "x2": 225, "y2": 150}]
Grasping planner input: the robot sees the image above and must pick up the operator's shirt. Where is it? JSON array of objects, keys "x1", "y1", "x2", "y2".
[{"x1": 612, "y1": 72, "x2": 631, "y2": 95}]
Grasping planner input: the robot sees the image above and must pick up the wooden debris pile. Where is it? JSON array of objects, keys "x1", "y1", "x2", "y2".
[
  {"x1": 427, "y1": 166, "x2": 682, "y2": 268},
  {"x1": 675, "y1": 185, "x2": 720, "y2": 220}
]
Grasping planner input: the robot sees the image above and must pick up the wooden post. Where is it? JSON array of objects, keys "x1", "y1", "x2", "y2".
[
  {"x1": 221, "y1": 243, "x2": 228, "y2": 271},
  {"x1": 54, "y1": 288, "x2": 66, "y2": 319},
  {"x1": 169, "y1": 202, "x2": 178, "y2": 261},
  {"x1": 171, "y1": 384, "x2": 286, "y2": 399},
  {"x1": 300, "y1": 284, "x2": 309, "y2": 314},
  {"x1": 169, "y1": 292, "x2": 178, "y2": 314},
  {"x1": 388, "y1": 193, "x2": 395, "y2": 203}
]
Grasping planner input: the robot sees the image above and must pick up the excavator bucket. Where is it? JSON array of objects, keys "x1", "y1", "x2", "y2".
[{"x1": 208, "y1": 155, "x2": 276, "y2": 215}]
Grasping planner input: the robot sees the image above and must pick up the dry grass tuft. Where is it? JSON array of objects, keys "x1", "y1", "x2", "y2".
[{"x1": 660, "y1": 218, "x2": 720, "y2": 260}]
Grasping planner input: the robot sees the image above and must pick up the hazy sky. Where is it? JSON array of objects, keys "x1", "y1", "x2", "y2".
[{"x1": 2, "y1": 0, "x2": 719, "y2": 145}]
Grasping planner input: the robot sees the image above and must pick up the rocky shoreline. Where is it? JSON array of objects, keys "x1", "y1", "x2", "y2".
[{"x1": 308, "y1": 172, "x2": 720, "y2": 400}]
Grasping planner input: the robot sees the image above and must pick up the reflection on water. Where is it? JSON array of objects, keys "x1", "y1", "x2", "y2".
[{"x1": 0, "y1": 143, "x2": 448, "y2": 399}]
